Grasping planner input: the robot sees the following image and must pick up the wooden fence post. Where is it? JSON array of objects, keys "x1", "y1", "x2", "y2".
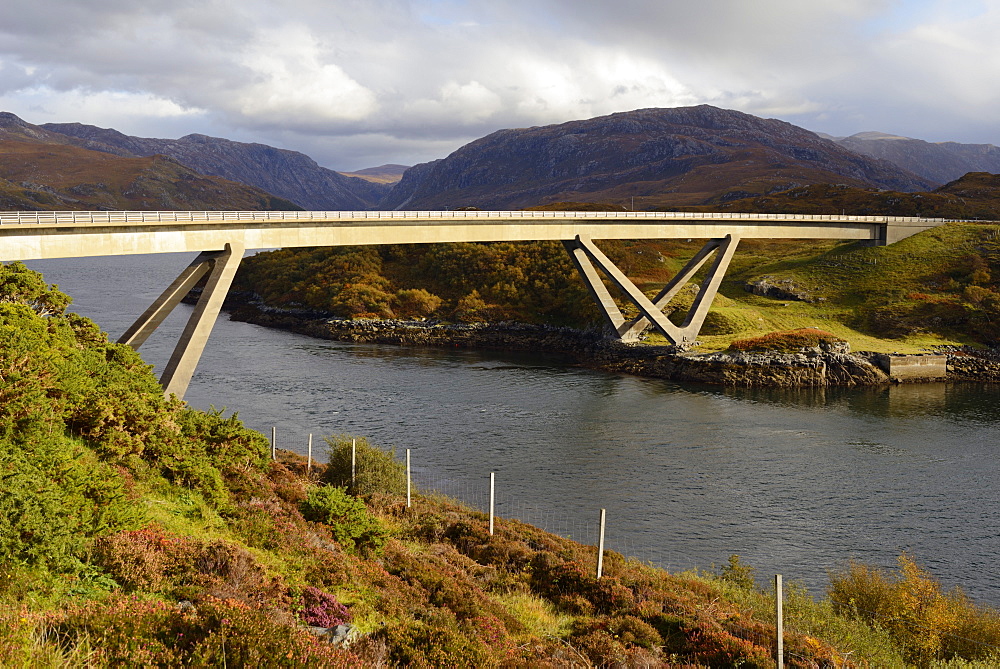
[
  {"x1": 775, "y1": 574, "x2": 784, "y2": 669},
  {"x1": 596, "y1": 508, "x2": 606, "y2": 579},
  {"x1": 489, "y1": 472, "x2": 495, "y2": 536},
  {"x1": 406, "y1": 448, "x2": 411, "y2": 508}
]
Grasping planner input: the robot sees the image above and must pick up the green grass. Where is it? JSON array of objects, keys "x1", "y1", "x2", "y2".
[{"x1": 634, "y1": 223, "x2": 1000, "y2": 353}]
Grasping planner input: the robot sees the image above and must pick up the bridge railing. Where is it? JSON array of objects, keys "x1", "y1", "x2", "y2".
[{"x1": 0, "y1": 209, "x2": 966, "y2": 226}]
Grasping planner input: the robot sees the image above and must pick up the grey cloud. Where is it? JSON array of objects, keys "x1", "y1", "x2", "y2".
[{"x1": 0, "y1": 0, "x2": 997, "y2": 168}]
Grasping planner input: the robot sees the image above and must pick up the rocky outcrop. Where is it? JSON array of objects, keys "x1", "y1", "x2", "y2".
[
  {"x1": 744, "y1": 277, "x2": 819, "y2": 303},
  {"x1": 40, "y1": 122, "x2": 387, "y2": 210},
  {"x1": 380, "y1": 105, "x2": 935, "y2": 210},
  {"x1": 599, "y1": 349, "x2": 889, "y2": 387},
  {"x1": 943, "y1": 349, "x2": 1000, "y2": 382}
]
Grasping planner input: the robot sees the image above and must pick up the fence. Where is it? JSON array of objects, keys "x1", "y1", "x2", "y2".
[{"x1": 273, "y1": 428, "x2": 1000, "y2": 667}]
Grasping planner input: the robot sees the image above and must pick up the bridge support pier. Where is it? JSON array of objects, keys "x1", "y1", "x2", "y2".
[
  {"x1": 564, "y1": 234, "x2": 740, "y2": 345},
  {"x1": 118, "y1": 243, "x2": 244, "y2": 399}
]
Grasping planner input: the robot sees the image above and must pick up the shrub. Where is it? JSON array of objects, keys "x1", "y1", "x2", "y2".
[
  {"x1": 730, "y1": 328, "x2": 846, "y2": 353},
  {"x1": 322, "y1": 436, "x2": 406, "y2": 498},
  {"x1": 45, "y1": 596, "x2": 360, "y2": 666},
  {"x1": 92, "y1": 527, "x2": 196, "y2": 592},
  {"x1": 299, "y1": 586, "x2": 351, "y2": 627},
  {"x1": 393, "y1": 288, "x2": 443, "y2": 318},
  {"x1": 830, "y1": 554, "x2": 1000, "y2": 665},
  {"x1": 379, "y1": 615, "x2": 493, "y2": 668},
  {"x1": 720, "y1": 554, "x2": 757, "y2": 590},
  {"x1": 300, "y1": 485, "x2": 389, "y2": 555}
]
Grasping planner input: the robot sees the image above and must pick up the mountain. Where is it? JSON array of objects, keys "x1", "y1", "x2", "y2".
[
  {"x1": 381, "y1": 105, "x2": 935, "y2": 210},
  {"x1": 831, "y1": 132, "x2": 1000, "y2": 185},
  {"x1": 0, "y1": 112, "x2": 299, "y2": 211},
  {"x1": 40, "y1": 122, "x2": 388, "y2": 210}
]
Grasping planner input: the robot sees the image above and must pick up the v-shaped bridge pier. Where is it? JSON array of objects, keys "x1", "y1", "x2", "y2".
[{"x1": 564, "y1": 234, "x2": 739, "y2": 344}]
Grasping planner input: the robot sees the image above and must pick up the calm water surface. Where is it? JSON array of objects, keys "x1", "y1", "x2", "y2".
[{"x1": 27, "y1": 254, "x2": 1000, "y2": 604}]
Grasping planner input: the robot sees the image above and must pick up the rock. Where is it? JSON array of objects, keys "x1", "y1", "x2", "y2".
[
  {"x1": 307, "y1": 624, "x2": 354, "y2": 646},
  {"x1": 218, "y1": 293, "x2": 1000, "y2": 388},
  {"x1": 744, "y1": 276, "x2": 815, "y2": 303}
]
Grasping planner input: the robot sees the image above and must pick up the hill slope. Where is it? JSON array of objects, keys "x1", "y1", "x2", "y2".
[
  {"x1": 40, "y1": 120, "x2": 387, "y2": 210},
  {"x1": 0, "y1": 262, "x2": 919, "y2": 667},
  {"x1": 381, "y1": 105, "x2": 935, "y2": 210},
  {"x1": 679, "y1": 172, "x2": 1000, "y2": 221}
]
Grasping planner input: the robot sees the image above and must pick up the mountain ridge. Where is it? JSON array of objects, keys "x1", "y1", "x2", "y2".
[
  {"x1": 380, "y1": 105, "x2": 936, "y2": 210},
  {"x1": 0, "y1": 114, "x2": 300, "y2": 211},
  {"x1": 40, "y1": 121, "x2": 388, "y2": 210},
  {"x1": 832, "y1": 132, "x2": 1000, "y2": 185}
]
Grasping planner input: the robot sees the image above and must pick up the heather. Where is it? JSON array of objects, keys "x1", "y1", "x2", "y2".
[{"x1": 5, "y1": 260, "x2": 1000, "y2": 666}]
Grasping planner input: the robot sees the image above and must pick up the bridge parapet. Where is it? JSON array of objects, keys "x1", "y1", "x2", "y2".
[{"x1": 0, "y1": 208, "x2": 964, "y2": 230}]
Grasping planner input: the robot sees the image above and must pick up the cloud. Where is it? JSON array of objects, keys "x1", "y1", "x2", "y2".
[{"x1": 0, "y1": 0, "x2": 997, "y2": 167}]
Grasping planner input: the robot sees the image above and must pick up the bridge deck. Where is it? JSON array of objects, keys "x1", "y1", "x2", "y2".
[{"x1": 0, "y1": 210, "x2": 962, "y2": 261}]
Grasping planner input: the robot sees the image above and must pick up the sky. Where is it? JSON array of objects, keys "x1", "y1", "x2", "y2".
[{"x1": 0, "y1": 0, "x2": 998, "y2": 171}]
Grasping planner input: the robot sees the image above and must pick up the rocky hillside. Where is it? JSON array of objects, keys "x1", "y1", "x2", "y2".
[
  {"x1": 829, "y1": 131, "x2": 1000, "y2": 185},
  {"x1": 41, "y1": 120, "x2": 388, "y2": 210},
  {"x1": 381, "y1": 105, "x2": 935, "y2": 210},
  {"x1": 679, "y1": 172, "x2": 1000, "y2": 221},
  {"x1": 0, "y1": 113, "x2": 299, "y2": 211}
]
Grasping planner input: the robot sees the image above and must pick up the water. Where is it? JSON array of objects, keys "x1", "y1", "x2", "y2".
[{"x1": 25, "y1": 253, "x2": 1000, "y2": 605}]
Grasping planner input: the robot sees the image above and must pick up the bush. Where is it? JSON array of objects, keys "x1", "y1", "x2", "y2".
[
  {"x1": 92, "y1": 527, "x2": 196, "y2": 592},
  {"x1": 322, "y1": 436, "x2": 406, "y2": 498},
  {"x1": 720, "y1": 554, "x2": 757, "y2": 590},
  {"x1": 300, "y1": 485, "x2": 389, "y2": 555},
  {"x1": 299, "y1": 586, "x2": 351, "y2": 628},
  {"x1": 45, "y1": 596, "x2": 360, "y2": 666},
  {"x1": 379, "y1": 615, "x2": 493, "y2": 668},
  {"x1": 730, "y1": 328, "x2": 846, "y2": 353},
  {"x1": 830, "y1": 554, "x2": 1000, "y2": 665}
]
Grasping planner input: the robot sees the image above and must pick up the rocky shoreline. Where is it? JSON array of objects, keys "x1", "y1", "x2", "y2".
[{"x1": 219, "y1": 292, "x2": 1000, "y2": 387}]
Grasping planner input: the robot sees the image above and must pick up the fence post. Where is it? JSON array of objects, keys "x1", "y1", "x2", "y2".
[
  {"x1": 489, "y1": 472, "x2": 495, "y2": 536},
  {"x1": 351, "y1": 439, "x2": 356, "y2": 486},
  {"x1": 775, "y1": 574, "x2": 784, "y2": 669},
  {"x1": 596, "y1": 508, "x2": 606, "y2": 579},
  {"x1": 307, "y1": 433, "x2": 313, "y2": 472},
  {"x1": 271, "y1": 427, "x2": 276, "y2": 460},
  {"x1": 406, "y1": 448, "x2": 411, "y2": 508}
]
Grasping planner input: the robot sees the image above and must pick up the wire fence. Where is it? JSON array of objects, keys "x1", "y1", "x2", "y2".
[{"x1": 284, "y1": 433, "x2": 1000, "y2": 667}]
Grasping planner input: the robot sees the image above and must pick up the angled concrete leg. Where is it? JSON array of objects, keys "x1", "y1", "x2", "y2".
[
  {"x1": 118, "y1": 250, "x2": 225, "y2": 349},
  {"x1": 572, "y1": 236, "x2": 684, "y2": 343},
  {"x1": 153, "y1": 243, "x2": 244, "y2": 399},
  {"x1": 562, "y1": 239, "x2": 629, "y2": 336},
  {"x1": 569, "y1": 235, "x2": 739, "y2": 345},
  {"x1": 621, "y1": 235, "x2": 740, "y2": 341},
  {"x1": 677, "y1": 234, "x2": 740, "y2": 339}
]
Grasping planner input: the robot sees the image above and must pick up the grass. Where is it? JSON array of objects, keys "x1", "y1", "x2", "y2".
[
  {"x1": 632, "y1": 223, "x2": 1000, "y2": 353},
  {"x1": 496, "y1": 591, "x2": 575, "y2": 638}
]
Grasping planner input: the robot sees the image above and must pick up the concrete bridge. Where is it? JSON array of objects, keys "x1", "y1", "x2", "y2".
[{"x1": 0, "y1": 209, "x2": 958, "y2": 398}]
